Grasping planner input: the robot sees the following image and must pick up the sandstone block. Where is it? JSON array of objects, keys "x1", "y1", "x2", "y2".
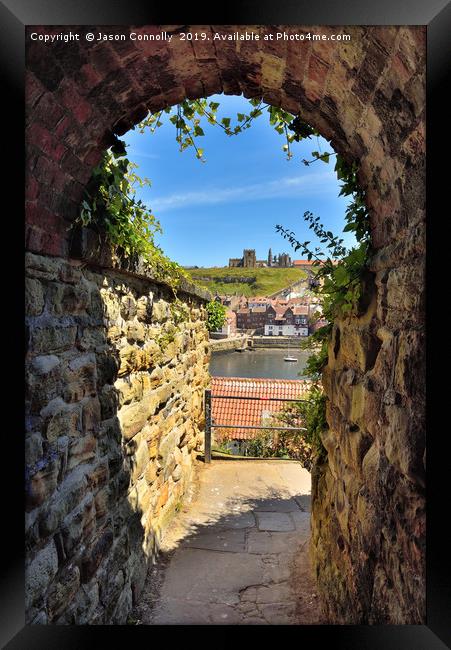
[
  {"x1": 67, "y1": 580, "x2": 99, "y2": 625},
  {"x1": 126, "y1": 320, "x2": 146, "y2": 344},
  {"x1": 151, "y1": 299, "x2": 170, "y2": 323},
  {"x1": 47, "y1": 564, "x2": 80, "y2": 621},
  {"x1": 118, "y1": 344, "x2": 158, "y2": 376},
  {"x1": 94, "y1": 487, "x2": 109, "y2": 520},
  {"x1": 82, "y1": 397, "x2": 102, "y2": 433},
  {"x1": 39, "y1": 466, "x2": 89, "y2": 537},
  {"x1": 155, "y1": 482, "x2": 169, "y2": 511},
  {"x1": 120, "y1": 294, "x2": 137, "y2": 320},
  {"x1": 383, "y1": 403, "x2": 424, "y2": 485},
  {"x1": 136, "y1": 294, "x2": 153, "y2": 322},
  {"x1": 144, "y1": 461, "x2": 157, "y2": 484},
  {"x1": 115, "y1": 375, "x2": 143, "y2": 407},
  {"x1": 31, "y1": 354, "x2": 61, "y2": 376},
  {"x1": 99, "y1": 384, "x2": 119, "y2": 420},
  {"x1": 25, "y1": 277, "x2": 45, "y2": 316},
  {"x1": 64, "y1": 354, "x2": 97, "y2": 403},
  {"x1": 95, "y1": 351, "x2": 119, "y2": 386},
  {"x1": 25, "y1": 540, "x2": 59, "y2": 610},
  {"x1": 78, "y1": 326, "x2": 107, "y2": 351},
  {"x1": 101, "y1": 290, "x2": 121, "y2": 321},
  {"x1": 67, "y1": 434, "x2": 97, "y2": 471},
  {"x1": 47, "y1": 282, "x2": 90, "y2": 315},
  {"x1": 130, "y1": 437, "x2": 150, "y2": 482},
  {"x1": 172, "y1": 464, "x2": 183, "y2": 482},
  {"x1": 26, "y1": 252, "x2": 60, "y2": 281},
  {"x1": 41, "y1": 398, "x2": 81, "y2": 441},
  {"x1": 86, "y1": 459, "x2": 109, "y2": 490},
  {"x1": 26, "y1": 457, "x2": 59, "y2": 510},
  {"x1": 111, "y1": 585, "x2": 133, "y2": 625},
  {"x1": 30, "y1": 325, "x2": 77, "y2": 354},
  {"x1": 61, "y1": 495, "x2": 96, "y2": 557},
  {"x1": 80, "y1": 529, "x2": 114, "y2": 583},
  {"x1": 158, "y1": 426, "x2": 182, "y2": 466},
  {"x1": 25, "y1": 433, "x2": 43, "y2": 467}
]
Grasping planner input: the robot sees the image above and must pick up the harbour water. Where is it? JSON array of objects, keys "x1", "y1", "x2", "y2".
[{"x1": 209, "y1": 347, "x2": 310, "y2": 380}]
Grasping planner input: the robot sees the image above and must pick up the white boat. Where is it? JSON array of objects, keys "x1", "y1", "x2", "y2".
[{"x1": 284, "y1": 340, "x2": 298, "y2": 362}]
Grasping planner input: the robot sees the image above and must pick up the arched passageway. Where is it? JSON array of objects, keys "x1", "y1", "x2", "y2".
[{"x1": 25, "y1": 25, "x2": 425, "y2": 624}]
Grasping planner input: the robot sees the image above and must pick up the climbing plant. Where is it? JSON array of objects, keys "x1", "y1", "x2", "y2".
[
  {"x1": 137, "y1": 98, "x2": 303, "y2": 161},
  {"x1": 74, "y1": 144, "x2": 188, "y2": 288}
]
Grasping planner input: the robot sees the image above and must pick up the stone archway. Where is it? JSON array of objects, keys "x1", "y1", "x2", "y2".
[{"x1": 25, "y1": 25, "x2": 426, "y2": 624}]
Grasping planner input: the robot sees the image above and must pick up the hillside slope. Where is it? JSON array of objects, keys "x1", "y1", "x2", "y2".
[{"x1": 187, "y1": 267, "x2": 308, "y2": 297}]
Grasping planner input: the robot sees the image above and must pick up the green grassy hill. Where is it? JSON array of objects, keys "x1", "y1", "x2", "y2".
[{"x1": 187, "y1": 266, "x2": 308, "y2": 297}]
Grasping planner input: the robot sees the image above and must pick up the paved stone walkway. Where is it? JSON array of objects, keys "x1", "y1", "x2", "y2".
[{"x1": 132, "y1": 459, "x2": 322, "y2": 625}]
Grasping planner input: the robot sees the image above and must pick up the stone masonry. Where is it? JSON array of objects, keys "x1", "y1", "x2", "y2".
[
  {"x1": 25, "y1": 250, "x2": 211, "y2": 623},
  {"x1": 25, "y1": 25, "x2": 425, "y2": 623}
]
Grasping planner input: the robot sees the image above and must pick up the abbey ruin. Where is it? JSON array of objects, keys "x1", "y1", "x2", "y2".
[{"x1": 229, "y1": 248, "x2": 292, "y2": 268}]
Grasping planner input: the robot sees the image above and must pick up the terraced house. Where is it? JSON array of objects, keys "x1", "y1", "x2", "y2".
[{"x1": 265, "y1": 305, "x2": 309, "y2": 336}]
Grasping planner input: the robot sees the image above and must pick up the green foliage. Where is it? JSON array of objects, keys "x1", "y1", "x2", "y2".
[
  {"x1": 137, "y1": 97, "x2": 322, "y2": 162},
  {"x1": 205, "y1": 300, "x2": 227, "y2": 332},
  {"x1": 75, "y1": 148, "x2": 188, "y2": 289},
  {"x1": 188, "y1": 266, "x2": 308, "y2": 297},
  {"x1": 243, "y1": 427, "x2": 313, "y2": 469},
  {"x1": 276, "y1": 208, "x2": 369, "y2": 323},
  {"x1": 276, "y1": 117, "x2": 371, "y2": 382},
  {"x1": 276, "y1": 146, "x2": 370, "y2": 323},
  {"x1": 300, "y1": 324, "x2": 332, "y2": 379},
  {"x1": 239, "y1": 382, "x2": 328, "y2": 469},
  {"x1": 293, "y1": 385, "x2": 328, "y2": 460}
]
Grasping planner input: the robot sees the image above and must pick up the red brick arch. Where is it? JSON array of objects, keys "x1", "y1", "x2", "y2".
[
  {"x1": 25, "y1": 25, "x2": 425, "y2": 260},
  {"x1": 25, "y1": 24, "x2": 426, "y2": 624}
]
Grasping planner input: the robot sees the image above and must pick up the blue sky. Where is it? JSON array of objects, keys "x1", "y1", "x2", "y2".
[{"x1": 122, "y1": 94, "x2": 355, "y2": 267}]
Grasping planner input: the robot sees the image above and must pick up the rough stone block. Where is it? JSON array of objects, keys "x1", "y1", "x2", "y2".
[
  {"x1": 47, "y1": 564, "x2": 80, "y2": 621},
  {"x1": 67, "y1": 434, "x2": 97, "y2": 471},
  {"x1": 25, "y1": 540, "x2": 58, "y2": 610},
  {"x1": 30, "y1": 326, "x2": 77, "y2": 355},
  {"x1": 26, "y1": 457, "x2": 59, "y2": 510},
  {"x1": 25, "y1": 277, "x2": 45, "y2": 316}
]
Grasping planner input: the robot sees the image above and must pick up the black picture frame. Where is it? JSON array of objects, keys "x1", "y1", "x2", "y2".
[{"x1": 5, "y1": 0, "x2": 450, "y2": 647}]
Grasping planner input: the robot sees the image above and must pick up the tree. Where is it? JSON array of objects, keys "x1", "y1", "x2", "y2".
[{"x1": 205, "y1": 300, "x2": 227, "y2": 332}]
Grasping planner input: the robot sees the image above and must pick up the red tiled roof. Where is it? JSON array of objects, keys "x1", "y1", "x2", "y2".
[
  {"x1": 292, "y1": 306, "x2": 309, "y2": 315},
  {"x1": 293, "y1": 259, "x2": 315, "y2": 266},
  {"x1": 210, "y1": 376, "x2": 312, "y2": 440}
]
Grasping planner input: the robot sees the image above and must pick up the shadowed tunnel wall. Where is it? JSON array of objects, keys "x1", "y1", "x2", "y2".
[{"x1": 25, "y1": 24, "x2": 425, "y2": 623}]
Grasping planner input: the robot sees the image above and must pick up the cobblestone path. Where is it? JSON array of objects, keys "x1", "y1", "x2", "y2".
[{"x1": 132, "y1": 459, "x2": 322, "y2": 625}]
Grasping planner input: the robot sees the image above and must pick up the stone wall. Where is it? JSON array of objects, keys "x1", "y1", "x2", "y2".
[
  {"x1": 311, "y1": 236, "x2": 425, "y2": 622},
  {"x1": 209, "y1": 335, "x2": 250, "y2": 352},
  {"x1": 25, "y1": 251, "x2": 211, "y2": 624}
]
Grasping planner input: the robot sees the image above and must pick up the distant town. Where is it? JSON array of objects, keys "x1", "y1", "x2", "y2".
[
  {"x1": 186, "y1": 248, "x2": 329, "y2": 340},
  {"x1": 206, "y1": 249, "x2": 326, "y2": 337},
  {"x1": 186, "y1": 248, "x2": 319, "y2": 271}
]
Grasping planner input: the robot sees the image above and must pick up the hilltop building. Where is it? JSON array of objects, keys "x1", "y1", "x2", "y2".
[
  {"x1": 229, "y1": 249, "x2": 266, "y2": 268},
  {"x1": 228, "y1": 248, "x2": 292, "y2": 268}
]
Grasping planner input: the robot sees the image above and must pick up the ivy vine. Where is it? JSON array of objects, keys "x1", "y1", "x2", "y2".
[{"x1": 74, "y1": 146, "x2": 188, "y2": 289}]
